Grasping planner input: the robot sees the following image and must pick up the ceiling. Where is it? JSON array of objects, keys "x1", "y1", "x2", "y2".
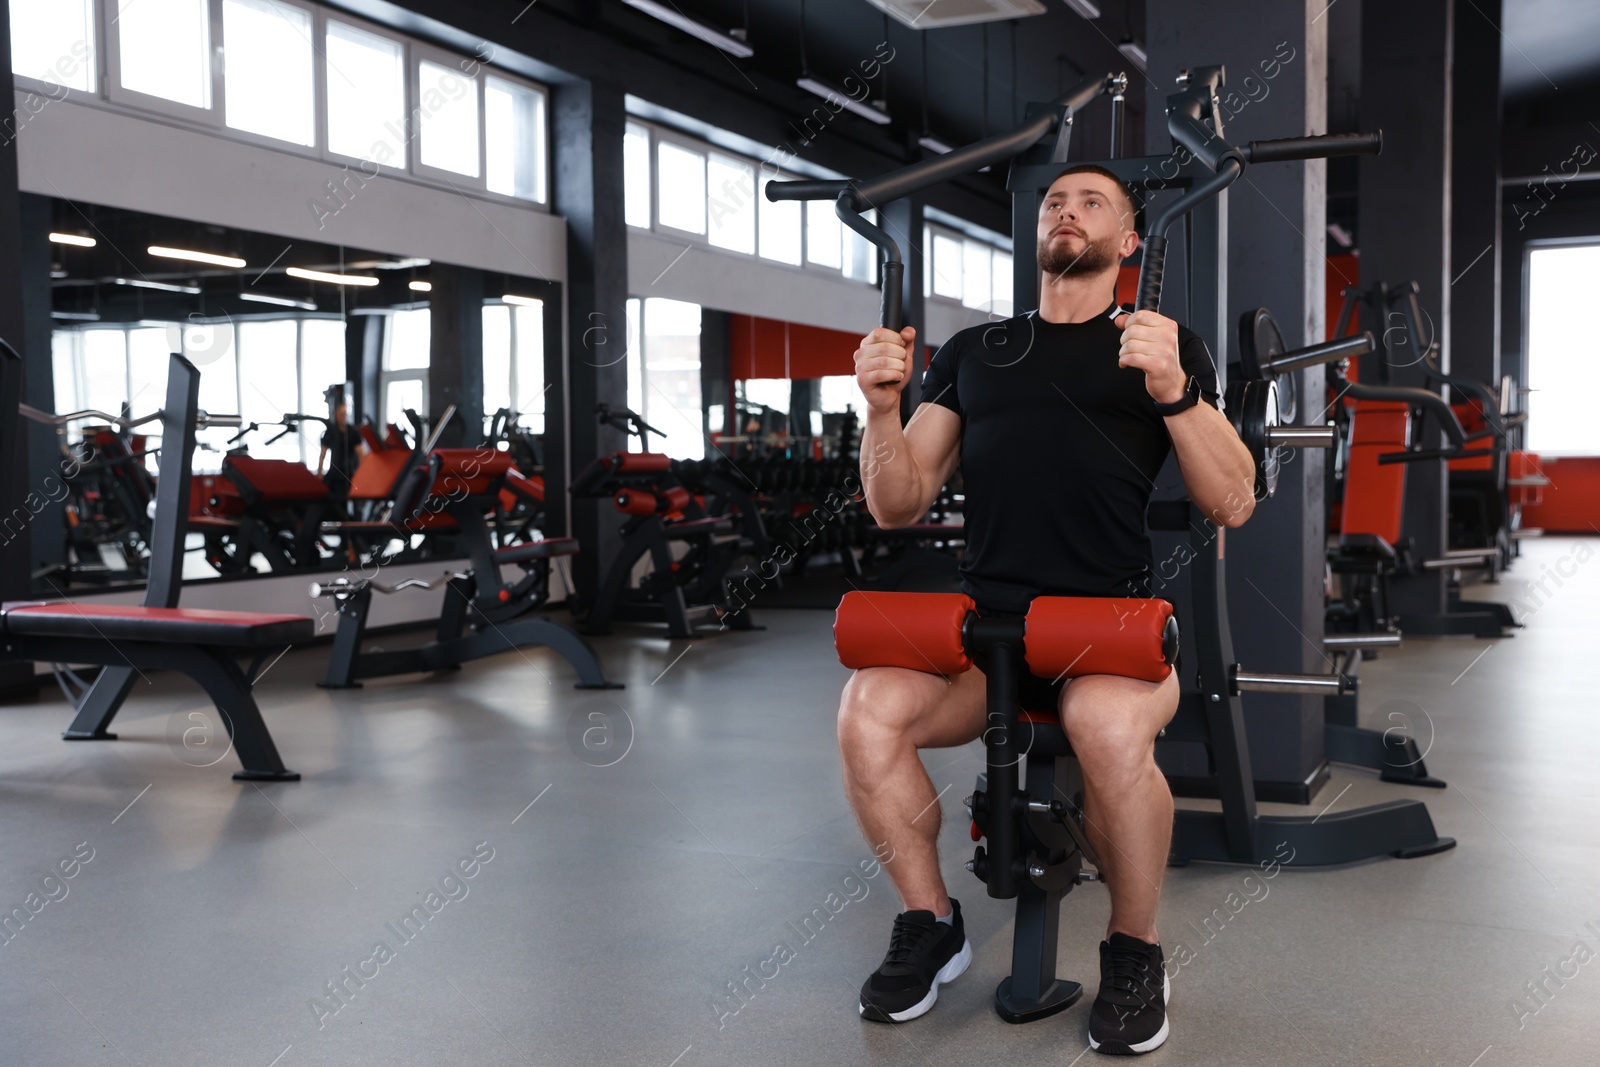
[{"x1": 1501, "y1": 0, "x2": 1600, "y2": 100}]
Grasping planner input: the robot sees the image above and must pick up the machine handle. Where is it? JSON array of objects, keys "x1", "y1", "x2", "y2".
[{"x1": 1239, "y1": 131, "x2": 1383, "y2": 163}]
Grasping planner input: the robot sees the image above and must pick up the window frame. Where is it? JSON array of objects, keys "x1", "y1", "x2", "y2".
[
  {"x1": 9, "y1": 0, "x2": 102, "y2": 101},
  {"x1": 104, "y1": 0, "x2": 223, "y2": 124},
  {"x1": 409, "y1": 41, "x2": 487, "y2": 188},
  {"x1": 483, "y1": 73, "x2": 550, "y2": 205},
  {"x1": 217, "y1": 0, "x2": 322, "y2": 152}
]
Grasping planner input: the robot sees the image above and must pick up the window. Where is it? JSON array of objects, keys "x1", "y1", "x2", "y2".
[
  {"x1": 512, "y1": 301, "x2": 546, "y2": 434},
  {"x1": 657, "y1": 142, "x2": 707, "y2": 235},
  {"x1": 843, "y1": 214, "x2": 877, "y2": 284},
  {"x1": 223, "y1": 0, "x2": 315, "y2": 145},
  {"x1": 81, "y1": 330, "x2": 129, "y2": 419},
  {"x1": 485, "y1": 76, "x2": 546, "y2": 202},
  {"x1": 126, "y1": 327, "x2": 170, "y2": 413},
  {"x1": 418, "y1": 59, "x2": 480, "y2": 177},
  {"x1": 818, "y1": 375, "x2": 856, "y2": 414},
  {"x1": 385, "y1": 309, "x2": 430, "y2": 370},
  {"x1": 11, "y1": 0, "x2": 96, "y2": 92},
  {"x1": 707, "y1": 153, "x2": 756, "y2": 254},
  {"x1": 924, "y1": 223, "x2": 1013, "y2": 313},
  {"x1": 1525, "y1": 243, "x2": 1600, "y2": 455},
  {"x1": 238, "y1": 320, "x2": 302, "y2": 461},
  {"x1": 117, "y1": 0, "x2": 211, "y2": 109},
  {"x1": 807, "y1": 201, "x2": 842, "y2": 270},
  {"x1": 325, "y1": 19, "x2": 407, "y2": 168},
  {"x1": 482, "y1": 304, "x2": 512, "y2": 420},
  {"x1": 758, "y1": 179, "x2": 802, "y2": 265},
  {"x1": 624, "y1": 123, "x2": 652, "y2": 228},
  {"x1": 625, "y1": 297, "x2": 703, "y2": 460}
]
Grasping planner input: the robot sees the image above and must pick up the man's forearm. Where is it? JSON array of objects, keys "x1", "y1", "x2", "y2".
[
  {"x1": 859, "y1": 411, "x2": 927, "y2": 527},
  {"x1": 1165, "y1": 404, "x2": 1257, "y2": 526}
]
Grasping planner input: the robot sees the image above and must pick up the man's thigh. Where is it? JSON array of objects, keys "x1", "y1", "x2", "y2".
[{"x1": 845, "y1": 665, "x2": 989, "y2": 750}]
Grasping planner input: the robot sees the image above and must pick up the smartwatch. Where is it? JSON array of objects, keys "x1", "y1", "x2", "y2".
[{"x1": 1153, "y1": 375, "x2": 1201, "y2": 416}]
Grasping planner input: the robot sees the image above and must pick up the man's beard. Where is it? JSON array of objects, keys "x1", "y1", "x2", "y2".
[{"x1": 1038, "y1": 230, "x2": 1122, "y2": 277}]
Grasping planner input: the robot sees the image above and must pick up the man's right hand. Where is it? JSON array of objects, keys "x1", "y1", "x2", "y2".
[{"x1": 854, "y1": 326, "x2": 917, "y2": 416}]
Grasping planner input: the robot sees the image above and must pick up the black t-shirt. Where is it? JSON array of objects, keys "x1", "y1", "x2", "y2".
[{"x1": 919, "y1": 304, "x2": 1220, "y2": 613}]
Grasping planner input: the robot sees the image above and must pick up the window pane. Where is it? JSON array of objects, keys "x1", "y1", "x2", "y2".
[
  {"x1": 386, "y1": 309, "x2": 430, "y2": 370},
  {"x1": 758, "y1": 180, "x2": 802, "y2": 265},
  {"x1": 818, "y1": 374, "x2": 856, "y2": 413},
  {"x1": 657, "y1": 142, "x2": 706, "y2": 234},
  {"x1": 642, "y1": 299, "x2": 702, "y2": 461},
  {"x1": 931, "y1": 233, "x2": 963, "y2": 299},
  {"x1": 482, "y1": 304, "x2": 512, "y2": 421},
  {"x1": 51, "y1": 330, "x2": 80, "y2": 413},
  {"x1": 82, "y1": 331, "x2": 128, "y2": 421},
  {"x1": 11, "y1": 0, "x2": 95, "y2": 92},
  {"x1": 740, "y1": 378, "x2": 790, "y2": 413},
  {"x1": 300, "y1": 319, "x2": 345, "y2": 463},
  {"x1": 962, "y1": 241, "x2": 992, "y2": 310},
  {"x1": 118, "y1": 0, "x2": 210, "y2": 109},
  {"x1": 991, "y1": 251, "x2": 1014, "y2": 316},
  {"x1": 624, "y1": 123, "x2": 651, "y2": 228},
  {"x1": 485, "y1": 77, "x2": 545, "y2": 201},
  {"x1": 237, "y1": 320, "x2": 301, "y2": 461},
  {"x1": 1527, "y1": 245, "x2": 1600, "y2": 454},
  {"x1": 223, "y1": 0, "x2": 314, "y2": 145},
  {"x1": 418, "y1": 60, "x2": 480, "y2": 177},
  {"x1": 127, "y1": 327, "x2": 170, "y2": 414},
  {"x1": 807, "y1": 201, "x2": 842, "y2": 269},
  {"x1": 922, "y1": 225, "x2": 933, "y2": 298},
  {"x1": 326, "y1": 20, "x2": 406, "y2": 169},
  {"x1": 384, "y1": 378, "x2": 423, "y2": 430},
  {"x1": 513, "y1": 303, "x2": 545, "y2": 435},
  {"x1": 626, "y1": 298, "x2": 643, "y2": 448},
  {"x1": 843, "y1": 209, "x2": 877, "y2": 283},
  {"x1": 707, "y1": 153, "x2": 756, "y2": 254}
]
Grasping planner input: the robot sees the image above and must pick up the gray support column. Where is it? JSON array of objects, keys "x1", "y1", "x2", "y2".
[
  {"x1": 552, "y1": 78, "x2": 629, "y2": 596},
  {"x1": 1448, "y1": 0, "x2": 1502, "y2": 388},
  {"x1": 19, "y1": 193, "x2": 60, "y2": 583},
  {"x1": 883, "y1": 198, "x2": 925, "y2": 415},
  {"x1": 346, "y1": 313, "x2": 381, "y2": 428},
  {"x1": 700, "y1": 309, "x2": 732, "y2": 441},
  {"x1": 426, "y1": 264, "x2": 485, "y2": 448},
  {"x1": 1146, "y1": 0, "x2": 1328, "y2": 794},
  {"x1": 1358, "y1": 0, "x2": 1454, "y2": 619},
  {"x1": 0, "y1": 0, "x2": 39, "y2": 696}
]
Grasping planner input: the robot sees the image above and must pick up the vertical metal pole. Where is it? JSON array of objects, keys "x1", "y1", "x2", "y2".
[{"x1": 984, "y1": 643, "x2": 1021, "y2": 898}]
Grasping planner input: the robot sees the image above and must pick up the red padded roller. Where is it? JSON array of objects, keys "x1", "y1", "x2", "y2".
[
  {"x1": 615, "y1": 489, "x2": 658, "y2": 515},
  {"x1": 659, "y1": 486, "x2": 690, "y2": 513},
  {"x1": 612, "y1": 452, "x2": 673, "y2": 473},
  {"x1": 1024, "y1": 597, "x2": 1175, "y2": 683},
  {"x1": 834, "y1": 591, "x2": 974, "y2": 675}
]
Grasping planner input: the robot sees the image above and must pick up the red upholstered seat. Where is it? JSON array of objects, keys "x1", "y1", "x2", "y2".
[
  {"x1": 224, "y1": 455, "x2": 330, "y2": 502},
  {"x1": 1, "y1": 603, "x2": 313, "y2": 647},
  {"x1": 1341, "y1": 401, "x2": 1411, "y2": 547}
]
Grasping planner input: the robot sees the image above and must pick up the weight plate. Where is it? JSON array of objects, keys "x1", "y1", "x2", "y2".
[{"x1": 1237, "y1": 307, "x2": 1299, "y2": 424}]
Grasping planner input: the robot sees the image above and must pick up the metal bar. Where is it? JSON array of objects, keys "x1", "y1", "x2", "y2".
[
  {"x1": 1239, "y1": 131, "x2": 1383, "y2": 163},
  {"x1": 1233, "y1": 670, "x2": 1346, "y2": 694},
  {"x1": 1322, "y1": 633, "x2": 1402, "y2": 650},
  {"x1": 1261, "y1": 332, "x2": 1376, "y2": 376},
  {"x1": 1267, "y1": 427, "x2": 1336, "y2": 449}
]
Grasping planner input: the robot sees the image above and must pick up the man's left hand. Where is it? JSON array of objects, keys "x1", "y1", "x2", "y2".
[{"x1": 1115, "y1": 309, "x2": 1185, "y2": 405}]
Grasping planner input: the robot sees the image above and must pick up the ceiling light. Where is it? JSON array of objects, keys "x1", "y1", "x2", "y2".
[
  {"x1": 796, "y1": 77, "x2": 891, "y2": 125},
  {"x1": 408, "y1": 280, "x2": 433, "y2": 293},
  {"x1": 148, "y1": 245, "x2": 246, "y2": 269},
  {"x1": 918, "y1": 135, "x2": 956, "y2": 154},
  {"x1": 50, "y1": 269, "x2": 67, "y2": 279},
  {"x1": 49, "y1": 232, "x2": 96, "y2": 248},
  {"x1": 113, "y1": 277, "x2": 202, "y2": 295},
  {"x1": 52, "y1": 311, "x2": 101, "y2": 321},
  {"x1": 1062, "y1": 0, "x2": 1101, "y2": 18},
  {"x1": 241, "y1": 292, "x2": 318, "y2": 310},
  {"x1": 286, "y1": 266, "x2": 379, "y2": 287},
  {"x1": 622, "y1": 0, "x2": 753, "y2": 57},
  {"x1": 502, "y1": 294, "x2": 542, "y2": 307},
  {"x1": 1117, "y1": 38, "x2": 1148, "y2": 72}
]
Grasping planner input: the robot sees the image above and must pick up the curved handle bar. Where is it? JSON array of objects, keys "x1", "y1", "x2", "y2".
[{"x1": 1340, "y1": 379, "x2": 1468, "y2": 448}]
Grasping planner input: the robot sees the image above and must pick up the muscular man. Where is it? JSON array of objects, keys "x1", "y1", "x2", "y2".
[{"x1": 840, "y1": 164, "x2": 1257, "y2": 1054}]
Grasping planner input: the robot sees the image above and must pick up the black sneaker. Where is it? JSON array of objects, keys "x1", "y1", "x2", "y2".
[
  {"x1": 858, "y1": 900, "x2": 972, "y2": 1023},
  {"x1": 1087, "y1": 932, "x2": 1170, "y2": 1055}
]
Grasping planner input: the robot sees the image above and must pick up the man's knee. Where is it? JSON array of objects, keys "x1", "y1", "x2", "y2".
[
  {"x1": 838, "y1": 668, "x2": 927, "y2": 749},
  {"x1": 1059, "y1": 679, "x2": 1166, "y2": 771}
]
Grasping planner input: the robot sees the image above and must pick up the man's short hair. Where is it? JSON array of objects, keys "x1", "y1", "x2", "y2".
[{"x1": 1048, "y1": 164, "x2": 1142, "y2": 233}]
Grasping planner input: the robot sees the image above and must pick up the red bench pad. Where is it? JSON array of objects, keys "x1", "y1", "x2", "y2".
[
  {"x1": 1, "y1": 603, "x2": 313, "y2": 648},
  {"x1": 835, "y1": 591, "x2": 975, "y2": 674},
  {"x1": 1025, "y1": 597, "x2": 1175, "y2": 683}
]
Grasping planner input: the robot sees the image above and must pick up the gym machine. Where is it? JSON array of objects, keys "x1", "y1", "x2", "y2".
[{"x1": 775, "y1": 63, "x2": 1453, "y2": 1024}]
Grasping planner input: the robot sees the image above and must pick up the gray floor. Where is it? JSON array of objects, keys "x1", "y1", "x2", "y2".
[{"x1": 3, "y1": 536, "x2": 1598, "y2": 1066}]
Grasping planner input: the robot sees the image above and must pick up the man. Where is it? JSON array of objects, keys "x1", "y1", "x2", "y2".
[
  {"x1": 317, "y1": 398, "x2": 365, "y2": 521},
  {"x1": 838, "y1": 164, "x2": 1257, "y2": 1055}
]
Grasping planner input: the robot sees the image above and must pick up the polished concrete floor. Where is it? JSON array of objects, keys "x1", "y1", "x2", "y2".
[{"x1": 2, "y1": 536, "x2": 1597, "y2": 1066}]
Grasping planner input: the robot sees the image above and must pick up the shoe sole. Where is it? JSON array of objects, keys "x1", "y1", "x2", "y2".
[
  {"x1": 1088, "y1": 972, "x2": 1171, "y2": 1055},
  {"x1": 859, "y1": 938, "x2": 972, "y2": 1023}
]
